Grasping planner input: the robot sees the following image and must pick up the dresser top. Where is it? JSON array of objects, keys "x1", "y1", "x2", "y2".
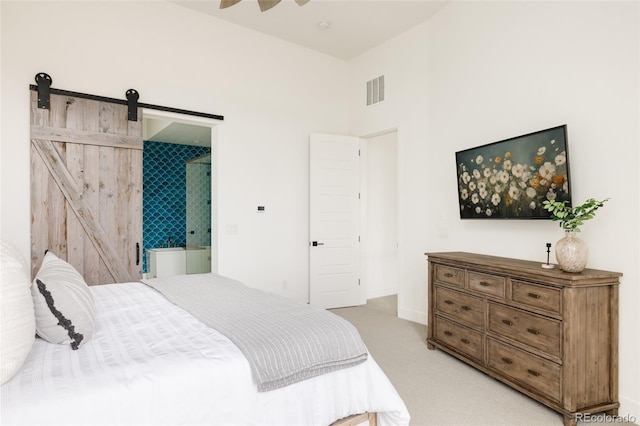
[{"x1": 425, "y1": 251, "x2": 622, "y2": 286}]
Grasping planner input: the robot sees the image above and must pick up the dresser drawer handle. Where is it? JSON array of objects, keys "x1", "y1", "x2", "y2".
[
  {"x1": 444, "y1": 300, "x2": 454, "y2": 305},
  {"x1": 502, "y1": 319, "x2": 513, "y2": 326},
  {"x1": 461, "y1": 306, "x2": 471, "y2": 311},
  {"x1": 444, "y1": 273, "x2": 454, "y2": 278},
  {"x1": 528, "y1": 292, "x2": 540, "y2": 299},
  {"x1": 444, "y1": 331, "x2": 453, "y2": 336},
  {"x1": 479, "y1": 281, "x2": 491, "y2": 287},
  {"x1": 527, "y1": 369, "x2": 540, "y2": 377},
  {"x1": 527, "y1": 328, "x2": 540, "y2": 335},
  {"x1": 460, "y1": 338, "x2": 470, "y2": 344},
  {"x1": 501, "y1": 357, "x2": 513, "y2": 365}
]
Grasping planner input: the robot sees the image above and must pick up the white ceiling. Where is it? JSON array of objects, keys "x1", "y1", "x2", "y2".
[
  {"x1": 144, "y1": 118, "x2": 212, "y2": 146},
  {"x1": 172, "y1": 0, "x2": 450, "y2": 60}
]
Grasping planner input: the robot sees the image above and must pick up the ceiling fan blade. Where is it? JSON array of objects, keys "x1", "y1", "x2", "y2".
[
  {"x1": 258, "y1": 0, "x2": 281, "y2": 12},
  {"x1": 294, "y1": 0, "x2": 310, "y2": 5},
  {"x1": 220, "y1": 0, "x2": 242, "y2": 9}
]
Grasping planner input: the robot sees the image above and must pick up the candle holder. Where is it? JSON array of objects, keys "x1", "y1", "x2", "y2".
[{"x1": 541, "y1": 242, "x2": 555, "y2": 269}]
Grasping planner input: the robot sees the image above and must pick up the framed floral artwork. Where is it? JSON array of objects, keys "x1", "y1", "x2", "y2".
[{"x1": 455, "y1": 125, "x2": 571, "y2": 219}]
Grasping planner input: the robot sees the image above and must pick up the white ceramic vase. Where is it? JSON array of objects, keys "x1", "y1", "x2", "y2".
[{"x1": 555, "y1": 230, "x2": 588, "y2": 273}]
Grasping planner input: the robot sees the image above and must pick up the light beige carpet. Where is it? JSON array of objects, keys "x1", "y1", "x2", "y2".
[{"x1": 331, "y1": 295, "x2": 636, "y2": 426}]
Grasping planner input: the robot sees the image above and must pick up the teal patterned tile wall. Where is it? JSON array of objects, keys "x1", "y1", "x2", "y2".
[{"x1": 143, "y1": 141, "x2": 211, "y2": 273}]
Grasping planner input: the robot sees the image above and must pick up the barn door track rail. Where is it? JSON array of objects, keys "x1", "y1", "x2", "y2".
[{"x1": 30, "y1": 72, "x2": 224, "y2": 122}]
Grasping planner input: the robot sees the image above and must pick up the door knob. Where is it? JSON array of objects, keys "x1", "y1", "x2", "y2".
[{"x1": 311, "y1": 241, "x2": 324, "y2": 246}]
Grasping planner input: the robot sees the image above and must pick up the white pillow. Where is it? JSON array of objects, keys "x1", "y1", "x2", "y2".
[
  {"x1": 0, "y1": 240, "x2": 36, "y2": 385},
  {"x1": 31, "y1": 251, "x2": 95, "y2": 349}
]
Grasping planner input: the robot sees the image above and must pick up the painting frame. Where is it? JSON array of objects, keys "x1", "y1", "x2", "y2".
[{"x1": 455, "y1": 125, "x2": 571, "y2": 219}]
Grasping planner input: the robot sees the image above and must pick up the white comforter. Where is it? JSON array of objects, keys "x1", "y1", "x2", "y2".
[{"x1": 1, "y1": 282, "x2": 409, "y2": 426}]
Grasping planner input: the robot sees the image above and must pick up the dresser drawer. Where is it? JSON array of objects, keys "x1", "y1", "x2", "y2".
[
  {"x1": 512, "y1": 280, "x2": 561, "y2": 315},
  {"x1": 487, "y1": 338, "x2": 561, "y2": 402},
  {"x1": 488, "y1": 302, "x2": 561, "y2": 358},
  {"x1": 468, "y1": 271, "x2": 506, "y2": 299},
  {"x1": 434, "y1": 264, "x2": 465, "y2": 288},
  {"x1": 434, "y1": 316, "x2": 483, "y2": 362},
  {"x1": 435, "y1": 286, "x2": 484, "y2": 328}
]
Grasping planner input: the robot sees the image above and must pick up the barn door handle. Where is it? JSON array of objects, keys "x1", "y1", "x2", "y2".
[{"x1": 136, "y1": 242, "x2": 140, "y2": 265}]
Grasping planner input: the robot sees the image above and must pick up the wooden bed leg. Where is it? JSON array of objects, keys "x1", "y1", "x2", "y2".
[
  {"x1": 331, "y1": 412, "x2": 377, "y2": 426},
  {"x1": 368, "y1": 412, "x2": 377, "y2": 426}
]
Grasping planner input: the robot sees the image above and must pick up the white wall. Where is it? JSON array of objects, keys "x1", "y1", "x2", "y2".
[
  {"x1": 348, "y1": 0, "x2": 639, "y2": 418},
  {"x1": 0, "y1": 0, "x2": 349, "y2": 303},
  {"x1": 364, "y1": 132, "x2": 398, "y2": 299}
]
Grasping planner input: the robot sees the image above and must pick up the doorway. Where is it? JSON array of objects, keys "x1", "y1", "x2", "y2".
[
  {"x1": 141, "y1": 110, "x2": 220, "y2": 278},
  {"x1": 362, "y1": 130, "x2": 399, "y2": 301},
  {"x1": 308, "y1": 130, "x2": 400, "y2": 310}
]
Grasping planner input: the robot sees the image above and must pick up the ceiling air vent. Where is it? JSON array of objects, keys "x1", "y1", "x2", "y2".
[{"x1": 366, "y1": 75, "x2": 385, "y2": 106}]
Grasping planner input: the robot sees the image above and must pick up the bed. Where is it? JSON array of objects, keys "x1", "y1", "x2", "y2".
[{"x1": 0, "y1": 245, "x2": 410, "y2": 426}]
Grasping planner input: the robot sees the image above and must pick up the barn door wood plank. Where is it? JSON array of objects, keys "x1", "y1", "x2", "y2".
[
  {"x1": 128, "y1": 147, "x2": 143, "y2": 279},
  {"x1": 30, "y1": 91, "x2": 51, "y2": 275},
  {"x1": 80, "y1": 98, "x2": 103, "y2": 284},
  {"x1": 30, "y1": 126, "x2": 142, "y2": 149},
  {"x1": 30, "y1": 144, "x2": 49, "y2": 277},
  {"x1": 82, "y1": 144, "x2": 102, "y2": 284},
  {"x1": 98, "y1": 142, "x2": 117, "y2": 282},
  {"x1": 31, "y1": 138, "x2": 131, "y2": 283},
  {"x1": 64, "y1": 97, "x2": 85, "y2": 276},
  {"x1": 47, "y1": 142, "x2": 68, "y2": 258}
]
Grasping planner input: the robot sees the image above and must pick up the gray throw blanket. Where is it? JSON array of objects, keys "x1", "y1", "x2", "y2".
[{"x1": 141, "y1": 273, "x2": 368, "y2": 391}]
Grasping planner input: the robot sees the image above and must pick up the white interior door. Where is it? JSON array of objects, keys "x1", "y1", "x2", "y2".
[{"x1": 309, "y1": 133, "x2": 362, "y2": 309}]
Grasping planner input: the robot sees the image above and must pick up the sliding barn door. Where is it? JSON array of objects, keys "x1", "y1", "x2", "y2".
[{"x1": 30, "y1": 91, "x2": 143, "y2": 284}]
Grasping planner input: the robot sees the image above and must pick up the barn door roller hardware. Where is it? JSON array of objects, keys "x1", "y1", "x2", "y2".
[
  {"x1": 30, "y1": 72, "x2": 224, "y2": 122},
  {"x1": 126, "y1": 89, "x2": 140, "y2": 121},
  {"x1": 35, "y1": 73, "x2": 52, "y2": 109}
]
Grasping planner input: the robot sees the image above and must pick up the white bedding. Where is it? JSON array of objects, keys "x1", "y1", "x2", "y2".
[{"x1": 0, "y1": 282, "x2": 409, "y2": 426}]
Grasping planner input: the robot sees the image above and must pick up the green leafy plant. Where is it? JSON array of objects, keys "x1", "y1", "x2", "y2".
[{"x1": 542, "y1": 198, "x2": 609, "y2": 232}]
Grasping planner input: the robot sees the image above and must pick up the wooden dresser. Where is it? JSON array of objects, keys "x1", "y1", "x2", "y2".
[{"x1": 426, "y1": 252, "x2": 621, "y2": 426}]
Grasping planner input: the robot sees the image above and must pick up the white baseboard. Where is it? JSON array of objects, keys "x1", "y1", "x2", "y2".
[
  {"x1": 398, "y1": 307, "x2": 426, "y2": 325},
  {"x1": 619, "y1": 395, "x2": 640, "y2": 423}
]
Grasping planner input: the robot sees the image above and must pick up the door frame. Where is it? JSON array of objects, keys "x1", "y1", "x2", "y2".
[
  {"x1": 359, "y1": 127, "x2": 402, "y2": 315},
  {"x1": 142, "y1": 109, "x2": 222, "y2": 274}
]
